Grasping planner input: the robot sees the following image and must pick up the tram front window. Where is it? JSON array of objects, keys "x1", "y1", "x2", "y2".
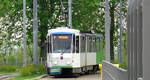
[{"x1": 52, "y1": 34, "x2": 72, "y2": 53}]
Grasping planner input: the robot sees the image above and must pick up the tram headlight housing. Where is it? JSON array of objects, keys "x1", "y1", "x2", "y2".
[
  {"x1": 53, "y1": 61, "x2": 58, "y2": 65},
  {"x1": 67, "y1": 61, "x2": 71, "y2": 65}
]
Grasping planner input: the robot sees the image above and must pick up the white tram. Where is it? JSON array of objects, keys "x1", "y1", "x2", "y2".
[{"x1": 46, "y1": 27, "x2": 103, "y2": 76}]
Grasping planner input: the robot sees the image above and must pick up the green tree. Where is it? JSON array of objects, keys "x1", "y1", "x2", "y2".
[{"x1": 0, "y1": 0, "x2": 127, "y2": 64}]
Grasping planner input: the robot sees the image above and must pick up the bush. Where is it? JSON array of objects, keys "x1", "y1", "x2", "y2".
[
  {"x1": 37, "y1": 64, "x2": 45, "y2": 74},
  {"x1": 20, "y1": 64, "x2": 37, "y2": 76},
  {"x1": 0, "y1": 65, "x2": 17, "y2": 72},
  {"x1": 20, "y1": 64, "x2": 45, "y2": 76}
]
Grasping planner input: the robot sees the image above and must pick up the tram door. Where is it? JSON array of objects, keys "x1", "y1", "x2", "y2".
[{"x1": 80, "y1": 35, "x2": 86, "y2": 67}]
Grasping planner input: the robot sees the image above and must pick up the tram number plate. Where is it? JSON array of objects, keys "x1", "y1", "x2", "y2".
[{"x1": 51, "y1": 68, "x2": 61, "y2": 73}]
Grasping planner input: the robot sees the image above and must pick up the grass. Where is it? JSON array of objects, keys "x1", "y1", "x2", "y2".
[
  {"x1": 96, "y1": 52, "x2": 105, "y2": 64},
  {"x1": 10, "y1": 74, "x2": 44, "y2": 80},
  {"x1": 113, "y1": 46, "x2": 128, "y2": 70}
]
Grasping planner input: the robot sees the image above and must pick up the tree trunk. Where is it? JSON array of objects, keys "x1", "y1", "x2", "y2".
[
  {"x1": 40, "y1": 36, "x2": 46, "y2": 58},
  {"x1": 110, "y1": 2, "x2": 115, "y2": 62},
  {"x1": 39, "y1": 25, "x2": 48, "y2": 62}
]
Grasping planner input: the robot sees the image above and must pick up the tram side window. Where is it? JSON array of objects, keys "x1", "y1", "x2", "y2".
[
  {"x1": 81, "y1": 36, "x2": 86, "y2": 53},
  {"x1": 76, "y1": 36, "x2": 79, "y2": 53},
  {"x1": 90, "y1": 37, "x2": 93, "y2": 52},
  {"x1": 92, "y1": 37, "x2": 96, "y2": 52},
  {"x1": 88, "y1": 37, "x2": 92, "y2": 53},
  {"x1": 87, "y1": 37, "x2": 90, "y2": 52},
  {"x1": 96, "y1": 38, "x2": 100, "y2": 52}
]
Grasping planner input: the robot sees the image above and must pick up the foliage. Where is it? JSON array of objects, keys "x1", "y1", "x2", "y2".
[
  {"x1": 20, "y1": 64, "x2": 45, "y2": 76},
  {"x1": 0, "y1": 0, "x2": 128, "y2": 68},
  {"x1": 37, "y1": 64, "x2": 45, "y2": 74},
  {"x1": 0, "y1": 65, "x2": 17, "y2": 72},
  {"x1": 20, "y1": 64, "x2": 37, "y2": 76}
]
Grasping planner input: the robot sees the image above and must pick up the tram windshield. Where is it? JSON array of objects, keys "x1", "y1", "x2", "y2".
[{"x1": 52, "y1": 34, "x2": 72, "y2": 53}]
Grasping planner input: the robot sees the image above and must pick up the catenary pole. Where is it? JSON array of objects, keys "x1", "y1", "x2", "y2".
[
  {"x1": 6, "y1": 28, "x2": 8, "y2": 64},
  {"x1": 33, "y1": 0, "x2": 38, "y2": 65},
  {"x1": 105, "y1": 0, "x2": 110, "y2": 62},
  {"x1": 23, "y1": 0, "x2": 27, "y2": 65},
  {"x1": 120, "y1": 0, "x2": 123, "y2": 64},
  {"x1": 68, "y1": 0, "x2": 72, "y2": 28}
]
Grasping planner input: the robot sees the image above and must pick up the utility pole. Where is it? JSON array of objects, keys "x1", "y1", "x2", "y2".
[
  {"x1": 105, "y1": 0, "x2": 110, "y2": 62},
  {"x1": 6, "y1": 28, "x2": 8, "y2": 64},
  {"x1": 68, "y1": 0, "x2": 72, "y2": 28},
  {"x1": 120, "y1": 0, "x2": 123, "y2": 64},
  {"x1": 60, "y1": 0, "x2": 68, "y2": 26},
  {"x1": 23, "y1": 0, "x2": 27, "y2": 66},
  {"x1": 33, "y1": 0, "x2": 38, "y2": 65}
]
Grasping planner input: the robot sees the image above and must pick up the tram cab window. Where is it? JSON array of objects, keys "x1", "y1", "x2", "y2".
[
  {"x1": 76, "y1": 36, "x2": 79, "y2": 53},
  {"x1": 52, "y1": 34, "x2": 72, "y2": 53}
]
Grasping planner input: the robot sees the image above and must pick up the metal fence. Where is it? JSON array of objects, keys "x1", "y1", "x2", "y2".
[
  {"x1": 142, "y1": 0, "x2": 150, "y2": 80},
  {"x1": 102, "y1": 61, "x2": 128, "y2": 80},
  {"x1": 127, "y1": 0, "x2": 143, "y2": 80},
  {"x1": 102, "y1": 0, "x2": 147, "y2": 80}
]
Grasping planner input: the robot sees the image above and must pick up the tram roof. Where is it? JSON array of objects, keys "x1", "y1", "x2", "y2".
[
  {"x1": 51, "y1": 32, "x2": 74, "y2": 35},
  {"x1": 47, "y1": 27, "x2": 103, "y2": 38},
  {"x1": 48, "y1": 27, "x2": 80, "y2": 35}
]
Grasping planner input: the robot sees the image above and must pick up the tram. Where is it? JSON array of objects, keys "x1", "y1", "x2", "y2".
[{"x1": 46, "y1": 27, "x2": 103, "y2": 76}]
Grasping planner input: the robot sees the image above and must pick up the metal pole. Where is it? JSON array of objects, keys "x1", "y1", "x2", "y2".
[
  {"x1": 143, "y1": 0, "x2": 150, "y2": 80},
  {"x1": 65, "y1": 10, "x2": 68, "y2": 26},
  {"x1": 33, "y1": 0, "x2": 38, "y2": 65},
  {"x1": 128, "y1": 0, "x2": 130, "y2": 7},
  {"x1": 6, "y1": 30, "x2": 8, "y2": 64},
  {"x1": 105, "y1": 0, "x2": 110, "y2": 62},
  {"x1": 23, "y1": 0, "x2": 27, "y2": 66},
  {"x1": 120, "y1": 0, "x2": 123, "y2": 64},
  {"x1": 68, "y1": 0, "x2": 72, "y2": 28}
]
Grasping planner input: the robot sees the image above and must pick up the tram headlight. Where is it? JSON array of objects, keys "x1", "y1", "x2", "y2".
[
  {"x1": 53, "y1": 61, "x2": 58, "y2": 65},
  {"x1": 67, "y1": 61, "x2": 71, "y2": 65}
]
